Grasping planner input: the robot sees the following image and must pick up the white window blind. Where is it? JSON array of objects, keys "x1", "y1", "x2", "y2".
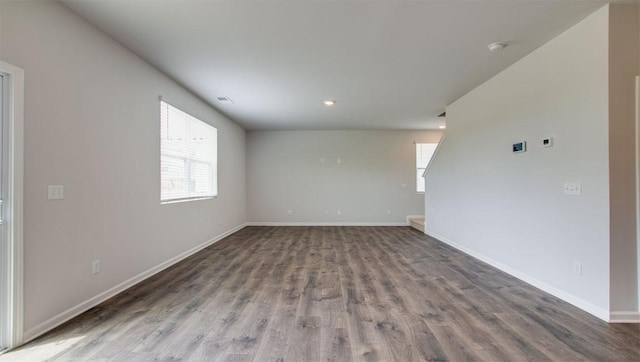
[
  {"x1": 160, "y1": 100, "x2": 217, "y2": 203},
  {"x1": 416, "y1": 143, "x2": 437, "y2": 193}
]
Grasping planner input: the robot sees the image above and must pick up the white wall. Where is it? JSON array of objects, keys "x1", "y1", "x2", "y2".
[
  {"x1": 425, "y1": 6, "x2": 612, "y2": 318},
  {"x1": 0, "y1": 1, "x2": 247, "y2": 339},
  {"x1": 247, "y1": 130, "x2": 442, "y2": 224}
]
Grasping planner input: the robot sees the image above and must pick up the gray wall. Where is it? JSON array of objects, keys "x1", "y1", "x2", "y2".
[
  {"x1": 425, "y1": 6, "x2": 612, "y2": 318},
  {"x1": 247, "y1": 130, "x2": 442, "y2": 224},
  {"x1": 0, "y1": 1, "x2": 247, "y2": 338}
]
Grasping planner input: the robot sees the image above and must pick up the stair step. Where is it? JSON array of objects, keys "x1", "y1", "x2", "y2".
[{"x1": 409, "y1": 217, "x2": 425, "y2": 232}]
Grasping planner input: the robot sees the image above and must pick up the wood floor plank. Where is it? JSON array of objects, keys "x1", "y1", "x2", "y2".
[
  {"x1": 2, "y1": 226, "x2": 638, "y2": 362},
  {"x1": 284, "y1": 316, "x2": 321, "y2": 361},
  {"x1": 252, "y1": 305, "x2": 297, "y2": 362}
]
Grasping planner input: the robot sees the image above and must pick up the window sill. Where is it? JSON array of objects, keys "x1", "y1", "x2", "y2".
[{"x1": 161, "y1": 195, "x2": 217, "y2": 204}]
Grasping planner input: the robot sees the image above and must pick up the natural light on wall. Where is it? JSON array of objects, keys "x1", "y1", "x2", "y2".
[
  {"x1": 160, "y1": 100, "x2": 217, "y2": 203},
  {"x1": 416, "y1": 143, "x2": 438, "y2": 193}
]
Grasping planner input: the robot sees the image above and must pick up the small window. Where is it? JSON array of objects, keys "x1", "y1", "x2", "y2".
[
  {"x1": 160, "y1": 100, "x2": 217, "y2": 203},
  {"x1": 416, "y1": 143, "x2": 437, "y2": 193}
]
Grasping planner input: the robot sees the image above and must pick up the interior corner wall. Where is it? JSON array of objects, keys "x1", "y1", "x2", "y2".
[
  {"x1": 0, "y1": 0, "x2": 247, "y2": 338},
  {"x1": 609, "y1": 3, "x2": 640, "y2": 314},
  {"x1": 247, "y1": 130, "x2": 442, "y2": 224},
  {"x1": 425, "y1": 6, "x2": 611, "y2": 318}
]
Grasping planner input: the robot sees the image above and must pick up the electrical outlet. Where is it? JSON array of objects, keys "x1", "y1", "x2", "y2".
[
  {"x1": 92, "y1": 260, "x2": 101, "y2": 274},
  {"x1": 564, "y1": 183, "x2": 582, "y2": 196},
  {"x1": 337, "y1": 210, "x2": 342, "y2": 216},
  {"x1": 324, "y1": 210, "x2": 329, "y2": 216},
  {"x1": 287, "y1": 209, "x2": 293, "y2": 215},
  {"x1": 573, "y1": 261, "x2": 582, "y2": 275},
  {"x1": 387, "y1": 210, "x2": 392, "y2": 216},
  {"x1": 48, "y1": 185, "x2": 64, "y2": 200}
]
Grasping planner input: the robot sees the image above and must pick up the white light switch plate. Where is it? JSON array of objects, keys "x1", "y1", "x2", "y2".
[{"x1": 48, "y1": 185, "x2": 64, "y2": 200}]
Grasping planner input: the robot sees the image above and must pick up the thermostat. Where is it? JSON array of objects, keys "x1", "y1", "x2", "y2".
[{"x1": 512, "y1": 141, "x2": 526, "y2": 153}]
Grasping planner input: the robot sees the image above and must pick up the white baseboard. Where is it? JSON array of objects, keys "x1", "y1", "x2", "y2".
[
  {"x1": 22, "y1": 223, "x2": 248, "y2": 343},
  {"x1": 246, "y1": 221, "x2": 409, "y2": 226},
  {"x1": 424, "y1": 229, "x2": 611, "y2": 322},
  {"x1": 610, "y1": 311, "x2": 640, "y2": 323}
]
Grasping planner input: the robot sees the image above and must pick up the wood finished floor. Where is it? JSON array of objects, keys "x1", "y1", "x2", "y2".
[{"x1": 3, "y1": 226, "x2": 639, "y2": 361}]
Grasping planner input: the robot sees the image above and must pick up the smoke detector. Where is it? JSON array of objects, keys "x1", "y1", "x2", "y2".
[{"x1": 488, "y1": 42, "x2": 507, "y2": 52}]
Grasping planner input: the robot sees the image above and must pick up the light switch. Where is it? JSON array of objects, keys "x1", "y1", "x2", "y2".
[{"x1": 48, "y1": 185, "x2": 64, "y2": 200}]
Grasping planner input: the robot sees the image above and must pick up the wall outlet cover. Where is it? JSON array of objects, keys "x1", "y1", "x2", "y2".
[
  {"x1": 563, "y1": 183, "x2": 582, "y2": 196},
  {"x1": 92, "y1": 260, "x2": 101, "y2": 274},
  {"x1": 573, "y1": 261, "x2": 582, "y2": 275},
  {"x1": 48, "y1": 184, "x2": 64, "y2": 200}
]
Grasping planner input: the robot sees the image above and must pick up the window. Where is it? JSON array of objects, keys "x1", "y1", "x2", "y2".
[
  {"x1": 160, "y1": 100, "x2": 217, "y2": 203},
  {"x1": 416, "y1": 143, "x2": 437, "y2": 193},
  {"x1": 0, "y1": 61, "x2": 25, "y2": 351}
]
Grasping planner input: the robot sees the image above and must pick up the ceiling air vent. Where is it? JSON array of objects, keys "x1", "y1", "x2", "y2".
[{"x1": 216, "y1": 96, "x2": 234, "y2": 104}]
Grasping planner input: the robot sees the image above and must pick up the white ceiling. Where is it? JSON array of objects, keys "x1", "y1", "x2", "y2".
[{"x1": 62, "y1": 0, "x2": 612, "y2": 130}]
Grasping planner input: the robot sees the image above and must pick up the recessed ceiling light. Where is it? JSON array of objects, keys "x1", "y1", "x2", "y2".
[
  {"x1": 488, "y1": 42, "x2": 507, "y2": 52},
  {"x1": 323, "y1": 100, "x2": 336, "y2": 106},
  {"x1": 439, "y1": 125, "x2": 446, "y2": 129}
]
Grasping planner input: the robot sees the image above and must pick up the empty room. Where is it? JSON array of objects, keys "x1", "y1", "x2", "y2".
[{"x1": 0, "y1": 0, "x2": 639, "y2": 361}]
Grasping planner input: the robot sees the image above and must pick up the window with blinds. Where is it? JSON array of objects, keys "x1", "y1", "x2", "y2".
[
  {"x1": 416, "y1": 143, "x2": 438, "y2": 193},
  {"x1": 160, "y1": 100, "x2": 217, "y2": 203}
]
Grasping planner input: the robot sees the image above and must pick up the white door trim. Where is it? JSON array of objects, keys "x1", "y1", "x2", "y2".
[
  {"x1": 0, "y1": 61, "x2": 24, "y2": 351},
  {"x1": 636, "y1": 75, "x2": 640, "y2": 312}
]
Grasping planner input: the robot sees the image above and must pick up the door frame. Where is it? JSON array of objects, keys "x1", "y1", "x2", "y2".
[
  {"x1": 0, "y1": 61, "x2": 24, "y2": 351},
  {"x1": 636, "y1": 75, "x2": 640, "y2": 312}
]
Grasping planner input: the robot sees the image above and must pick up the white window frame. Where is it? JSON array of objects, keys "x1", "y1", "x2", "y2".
[
  {"x1": 160, "y1": 99, "x2": 217, "y2": 204},
  {"x1": 0, "y1": 61, "x2": 24, "y2": 352},
  {"x1": 416, "y1": 142, "x2": 438, "y2": 194}
]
